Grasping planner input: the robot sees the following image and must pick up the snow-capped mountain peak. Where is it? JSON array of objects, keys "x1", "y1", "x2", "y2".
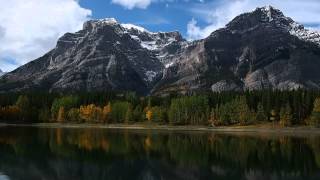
[
  {"x1": 225, "y1": 6, "x2": 320, "y2": 47},
  {"x1": 261, "y1": 5, "x2": 275, "y2": 22},
  {"x1": 288, "y1": 23, "x2": 320, "y2": 47},
  {"x1": 259, "y1": 6, "x2": 320, "y2": 46},
  {"x1": 121, "y1": 23, "x2": 150, "y2": 33},
  {"x1": 120, "y1": 22, "x2": 185, "y2": 53},
  {"x1": 4, "y1": 6, "x2": 320, "y2": 94}
]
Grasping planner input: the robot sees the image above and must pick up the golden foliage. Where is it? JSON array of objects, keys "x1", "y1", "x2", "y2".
[
  {"x1": 1, "y1": 106, "x2": 20, "y2": 114},
  {"x1": 146, "y1": 110, "x2": 152, "y2": 122},
  {"x1": 57, "y1": 107, "x2": 65, "y2": 122},
  {"x1": 313, "y1": 98, "x2": 320, "y2": 112},
  {"x1": 144, "y1": 136, "x2": 152, "y2": 152},
  {"x1": 79, "y1": 104, "x2": 104, "y2": 122},
  {"x1": 102, "y1": 102, "x2": 111, "y2": 123}
]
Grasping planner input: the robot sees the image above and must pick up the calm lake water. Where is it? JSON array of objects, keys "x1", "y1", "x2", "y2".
[{"x1": 0, "y1": 127, "x2": 319, "y2": 180}]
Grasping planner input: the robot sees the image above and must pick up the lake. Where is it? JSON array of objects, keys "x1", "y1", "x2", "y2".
[{"x1": 0, "y1": 126, "x2": 319, "y2": 180}]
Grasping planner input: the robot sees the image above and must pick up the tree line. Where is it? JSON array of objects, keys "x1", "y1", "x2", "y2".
[{"x1": 0, "y1": 90, "x2": 320, "y2": 127}]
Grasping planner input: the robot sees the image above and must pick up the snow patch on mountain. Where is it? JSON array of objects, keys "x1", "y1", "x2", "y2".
[
  {"x1": 145, "y1": 71, "x2": 157, "y2": 82},
  {"x1": 262, "y1": 5, "x2": 273, "y2": 22},
  {"x1": 141, "y1": 40, "x2": 158, "y2": 50},
  {"x1": 289, "y1": 22, "x2": 320, "y2": 46},
  {"x1": 165, "y1": 62, "x2": 175, "y2": 68},
  {"x1": 121, "y1": 23, "x2": 180, "y2": 52},
  {"x1": 121, "y1": 23, "x2": 150, "y2": 33},
  {"x1": 100, "y1": 18, "x2": 118, "y2": 25},
  {"x1": 259, "y1": 6, "x2": 320, "y2": 46}
]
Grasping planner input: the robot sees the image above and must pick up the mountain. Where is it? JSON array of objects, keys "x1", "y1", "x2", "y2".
[
  {"x1": 0, "y1": 18, "x2": 185, "y2": 94},
  {"x1": 153, "y1": 6, "x2": 320, "y2": 94},
  {"x1": 0, "y1": 69, "x2": 5, "y2": 77},
  {"x1": 1, "y1": 6, "x2": 320, "y2": 94}
]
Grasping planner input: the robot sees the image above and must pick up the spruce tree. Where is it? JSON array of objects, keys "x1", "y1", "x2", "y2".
[
  {"x1": 16, "y1": 95, "x2": 31, "y2": 121},
  {"x1": 237, "y1": 96, "x2": 252, "y2": 125},
  {"x1": 125, "y1": 105, "x2": 133, "y2": 123},
  {"x1": 255, "y1": 103, "x2": 267, "y2": 122},
  {"x1": 209, "y1": 108, "x2": 216, "y2": 127},
  {"x1": 280, "y1": 104, "x2": 292, "y2": 127},
  {"x1": 133, "y1": 105, "x2": 143, "y2": 122}
]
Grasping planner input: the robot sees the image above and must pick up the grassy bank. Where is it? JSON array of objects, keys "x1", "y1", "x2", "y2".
[{"x1": 1, "y1": 122, "x2": 319, "y2": 135}]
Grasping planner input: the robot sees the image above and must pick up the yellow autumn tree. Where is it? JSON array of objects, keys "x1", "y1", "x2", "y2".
[
  {"x1": 57, "y1": 107, "x2": 65, "y2": 122},
  {"x1": 80, "y1": 104, "x2": 104, "y2": 123},
  {"x1": 102, "y1": 102, "x2": 112, "y2": 123},
  {"x1": 310, "y1": 98, "x2": 320, "y2": 127},
  {"x1": 79, "y1": 105, "x2": 92, "y2": 122},
  {"x1": 0, "y1": 105, "x2": 21, "y2": 121},
  {"x1": 146, "y1": 110, "x2": 152, "y2": 122},
  {"x1": 144, "y1": 136, "x2": 152, "y2": 152},
  {"x1": 95, "y1": 106, "x2": 103, "y2": 122}
]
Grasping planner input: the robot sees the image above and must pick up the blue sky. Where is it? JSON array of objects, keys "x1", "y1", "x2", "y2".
[
  {"x1": 0, "y1": 0, "x2": 320, "y2": 72},
  {"x1": 79, "y1": 0, "x2": 320, "y2": 38},
  {"x1": 78, "y1": 0, "x2": 207, "y2": 36}
]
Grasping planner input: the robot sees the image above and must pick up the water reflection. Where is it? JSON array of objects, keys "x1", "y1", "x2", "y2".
[
  {"x1": 0, "y1": 173, "x2": 10, "y2": 180},
  {"x1": 0, "y1": 127, "x2": 319, "y2": 180}
]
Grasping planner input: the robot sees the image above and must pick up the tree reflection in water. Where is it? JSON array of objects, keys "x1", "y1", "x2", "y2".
[{"x1": 0, "y1": 127, "x2": 319, "y2": 180}]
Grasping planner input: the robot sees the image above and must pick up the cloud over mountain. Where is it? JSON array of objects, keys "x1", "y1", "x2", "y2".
[
  {"x1": 187, "y1": 0, "x2": 320, "y2": 40},
  {"x1": 0, "y1": 0, "x2": 91, "y2": 72},
  {"x1": 111, "y1": 0, "x2": 152, "y2": 9}
]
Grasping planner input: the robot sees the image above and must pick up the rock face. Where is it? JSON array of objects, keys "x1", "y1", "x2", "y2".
[
  {"x1": 1, "y1": 6, "x2": 320, "y2": 94},
  {"x1": 0, "y1": 18, "x2": 185, "y2": 94},
  {"x1": 153, "y1": 6, "x2": 320, "y2": 94}
]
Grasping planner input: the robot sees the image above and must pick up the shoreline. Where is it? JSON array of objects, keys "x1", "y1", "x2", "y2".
[{"x1": 0, "y1": 123, "x2": 319, "y2": 135}]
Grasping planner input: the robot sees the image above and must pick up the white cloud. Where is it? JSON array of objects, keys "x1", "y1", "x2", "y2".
[
  {"x1": 112, "y1": 0, "x2": 152, "y2": 9},
  {"x1": 187, "y1": 0, "x2": 320, "y2": 40},
  {"x1": 111, "y1": 0, "x2": 203, "y2": 10},
  {"x1": 0, "y1": 0, "x2": 91, "y2": 72},
  {"x1": 187, "y1": 18, "x2": 216, "y2": 40}
]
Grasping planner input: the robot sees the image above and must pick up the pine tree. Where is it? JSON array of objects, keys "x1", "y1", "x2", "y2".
[
  {"x1": 16, "y1": 95, "x2": 30, "y2": 121},
  {"x1": 280, "y1": 104, "x2": 292, "y2": 127},
  {"x1": 255, "y1": 103, "x2": 267, "y2": 122},
  {"x1": 109, "y1": 101, "x2": 130, "y2": 123},
  {"x1": 209, "y1": 108, "x2": 217, "y2": 127},
  {"x1": 133, "y1": 105, "x2": 143, "y2": 122},
  {"x1": 125, "y1": 105, "x2": 133, "y2": 123},
  {"x1": 237, "y1": 96, "x2": 252, "y2": 125},
  {"x1": 270, "y1": 109, "x2": 279, "y2": 127}
]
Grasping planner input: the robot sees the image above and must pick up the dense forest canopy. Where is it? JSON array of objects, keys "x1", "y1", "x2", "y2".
[{"x1": 0, "y1": 90, "x2": 320, "y2": 127}]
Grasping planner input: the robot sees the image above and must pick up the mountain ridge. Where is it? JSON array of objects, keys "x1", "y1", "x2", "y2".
[{"x1": 1, "y1": 6, "x2": 320, "y2": 95}]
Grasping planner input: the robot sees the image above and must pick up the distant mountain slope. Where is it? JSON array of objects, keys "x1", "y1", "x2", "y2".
[
  {"x1": 1, "y1": 6, "x2": 320, "y2": 95},
  {"x1": 153, "y1": 6, "x2": 320, "y2": 94}
]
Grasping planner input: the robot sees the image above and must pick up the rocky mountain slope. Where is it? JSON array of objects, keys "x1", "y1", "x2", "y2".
[
  {"x1": 1, "y1": 6, "x2": 320, "y2": 95},
  {"x1": 153, "y1": 6, "x2": 320, "y2": 94},
  {"x1": 0, "y1": 18, "x2": 185, "y2": 94}
]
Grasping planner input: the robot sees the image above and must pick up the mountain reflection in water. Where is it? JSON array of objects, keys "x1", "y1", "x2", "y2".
[{"x1": 0, "y1": 127, "x2": 319, "y2": 180}]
